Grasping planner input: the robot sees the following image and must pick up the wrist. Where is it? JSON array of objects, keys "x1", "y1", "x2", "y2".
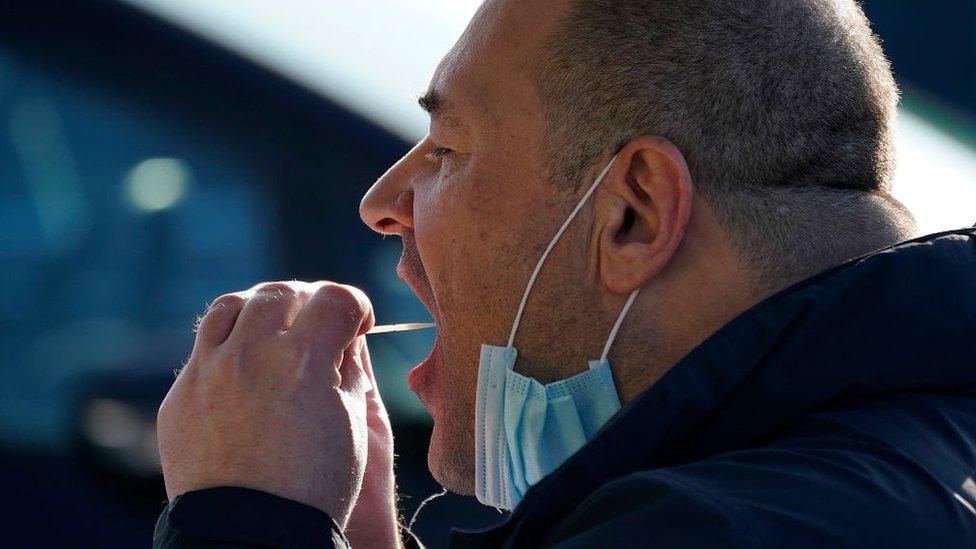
[{"x1": 345, "y1": 493, "x2": 400, "y2": 548}]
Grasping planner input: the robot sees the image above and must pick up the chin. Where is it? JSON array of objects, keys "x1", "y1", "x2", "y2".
[{"x1": 426, "y1": 419, "x2": 476, "y2": 496}]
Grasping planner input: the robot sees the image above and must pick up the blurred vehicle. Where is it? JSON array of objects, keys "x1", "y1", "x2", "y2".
[
  {"x1": 0, "y1": 0, "x2": 974, "y2": 548},
  {"x1": 0, "y1": 1, "x2": 498, "y2": 546}
]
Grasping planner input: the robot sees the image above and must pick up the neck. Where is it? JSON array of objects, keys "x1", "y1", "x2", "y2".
[
  {"x1": 609, "y1": 191, "x2": 918, "y2": 404},
  {"x1": 609, "y1": 221, "x2": 760, "y2": 404}
]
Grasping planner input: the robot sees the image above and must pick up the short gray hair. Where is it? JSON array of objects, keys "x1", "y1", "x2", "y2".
[{"x1": 537, "y1": 0, "x2": 916, "y2": 290}]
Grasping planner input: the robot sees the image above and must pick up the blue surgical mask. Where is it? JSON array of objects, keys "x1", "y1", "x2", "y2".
[{"x1": 474, "y1": 155, "x2": 640, "y2": 510}]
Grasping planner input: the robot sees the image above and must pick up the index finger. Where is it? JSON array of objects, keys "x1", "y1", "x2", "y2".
[{"x1": 289, "y1": 282, "x2": 375, "y2": 356}]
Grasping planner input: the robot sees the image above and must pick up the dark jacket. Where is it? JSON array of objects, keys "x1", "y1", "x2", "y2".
[{"x1": 154, "y1": 228, "x2": 976, "y2": 548}]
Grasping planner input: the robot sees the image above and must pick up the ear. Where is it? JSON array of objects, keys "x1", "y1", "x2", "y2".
[{"x1": 595, "y1": 135, "x2": 693, "y2": 294}]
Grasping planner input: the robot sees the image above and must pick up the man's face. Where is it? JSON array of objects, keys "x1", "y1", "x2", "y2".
[{"x1": 360, "y1": 0, "x2": 604, "y2": 494}]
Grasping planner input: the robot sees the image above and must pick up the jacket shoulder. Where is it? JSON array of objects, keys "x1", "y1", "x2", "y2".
[
  {"x1": 548, "y1": 408, "x2": 976, "y2": 548},
  {"x1": 543, "y1": 469, "x2": 764, "y2": 548}
]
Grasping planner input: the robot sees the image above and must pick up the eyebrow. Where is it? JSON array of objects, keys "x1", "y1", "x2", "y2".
[
  {"x1": 418, "y1": 89, "x2": 470, "y2": 130},
  {"x1": 417, "y1": 90, "x2": 442, "y2": 117}
]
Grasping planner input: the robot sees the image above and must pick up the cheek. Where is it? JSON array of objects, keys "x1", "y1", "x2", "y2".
[
  {"x1": 412, "y1": 170, "x2": 511, "y2": 358},
  {"x1": 412, "y1": 161, "x2": 550, "y2": 345},
  {"x1": 413, "y1": 170, "x2": 501, "y2": 298},
  {"x1": 415, "y1": 167, "x2": 496, "y2": 236}
]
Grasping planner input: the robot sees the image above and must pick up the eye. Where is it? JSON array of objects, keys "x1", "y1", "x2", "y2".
[{"x1": 424, "y1": 146, "x2": 453, "y2": 163}]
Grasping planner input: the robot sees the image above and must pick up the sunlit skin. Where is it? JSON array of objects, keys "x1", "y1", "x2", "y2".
[
  {"x1": 160, "y1": 0, "x2": 765, "y2": 547},
  {"x1": 359, "y1": 0, "x2": 759, "y2": 496}
]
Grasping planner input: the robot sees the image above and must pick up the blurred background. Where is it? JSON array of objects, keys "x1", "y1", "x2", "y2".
[{"x1": 0, "y1": 0, "x2": 973, "y2": 546}]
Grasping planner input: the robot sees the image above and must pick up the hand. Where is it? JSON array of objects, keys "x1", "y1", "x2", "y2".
[
  {"x1": 344, "y1": 339, "x2": 401, "y2": 548},
  {"x1": 157, "y1": 281, "x2": 375, "y2": 528}
]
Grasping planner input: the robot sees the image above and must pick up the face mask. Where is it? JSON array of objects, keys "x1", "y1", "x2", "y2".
[{"x1": 474, "y1": 155, "x2": 640, "y2": 510}]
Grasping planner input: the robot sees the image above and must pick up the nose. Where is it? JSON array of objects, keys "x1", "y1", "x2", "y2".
[{"x1": 360, "y1": 139, "x2": 430, "y2": 236}]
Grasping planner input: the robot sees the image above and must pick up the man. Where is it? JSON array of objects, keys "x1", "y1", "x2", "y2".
[{"x1": 153, "y1": 0, "x2": 976, "y2": 547}]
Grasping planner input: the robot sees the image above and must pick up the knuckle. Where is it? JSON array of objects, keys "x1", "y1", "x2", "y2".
[
  {"x1": 316, "y1": 284, "x2": 367, "y2": 320},
  {"x1": 208, "y1": 293, "x2": 247, "y2": 312},
  {"x1": 197, "y1": 294, "x2": 246, "y2": 334},
  {"x1": 317, "y1": 283, "x2": 368, "y2": 309},
  {"x1": 243, "y1": 284, "x2": 300, "y2": 317},
  {"x1": 255, "y1": 281, "x2": 300, "y2": 299}
]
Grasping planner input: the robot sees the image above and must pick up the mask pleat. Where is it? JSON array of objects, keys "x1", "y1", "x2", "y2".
[{"x1": 503, "y1": 372, "x2": 535, "y2": 498}]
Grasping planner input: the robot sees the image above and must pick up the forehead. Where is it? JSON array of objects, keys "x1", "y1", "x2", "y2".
[{"x1": 425, "y1": 0, "x2": 570, "y2": 126}]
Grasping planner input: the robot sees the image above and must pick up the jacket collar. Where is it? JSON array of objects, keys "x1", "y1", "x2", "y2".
[{"x1": 457, "y1": 227, "x2": 976, "y2": 543}]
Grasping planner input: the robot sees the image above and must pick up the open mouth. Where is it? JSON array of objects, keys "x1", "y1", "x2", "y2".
[
  {"x1": 396, "y1": 232, "x2": 441, "y2": 394},
  {"x1": 395, "y1": 232, "x2": 438, "y2": 323}
]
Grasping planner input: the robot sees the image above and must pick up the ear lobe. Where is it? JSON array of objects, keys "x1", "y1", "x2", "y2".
[{"x1": 597, "y1": 136, "x2": 693, "y2": 294}]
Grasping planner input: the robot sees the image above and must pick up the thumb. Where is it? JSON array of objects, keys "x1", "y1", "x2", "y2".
[
  {"x1": 358, "y1": 340, "x2": 391, "y2": 430},
  {"x1": 358, "y1": 340, "x2": 379, "y2": 396},
  {"x1": 338, "y1": 336, "x2": 372, "y2": 395}
]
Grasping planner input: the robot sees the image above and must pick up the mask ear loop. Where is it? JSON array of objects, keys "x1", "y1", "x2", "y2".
[
  {"x1": 600, "y1": 288, "x2": 640, "y2": 362},
  {"x1": 507, "y1": 156, "x2": 619, "y2": 348}
]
